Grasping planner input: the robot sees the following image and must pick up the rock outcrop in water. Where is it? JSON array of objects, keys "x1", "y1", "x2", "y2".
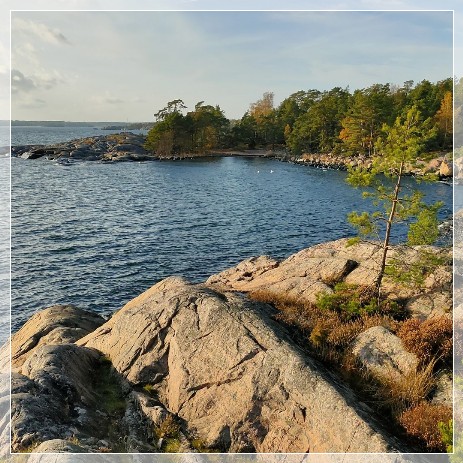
[
  {"x1": 11, "y1": 133, "x2": 153, "y2": 163},
  {"x1": 3, "y1": 239, "x2": 452, "y2": 455}
]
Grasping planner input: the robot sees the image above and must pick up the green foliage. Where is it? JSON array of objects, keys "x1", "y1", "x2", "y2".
[
  {"x1": 142, "y1": 384, "x2": 157, "y2": 396},
  {"x1": 153, "y1": 415, "x2": 184, "y2": 453},
  {"x1": 347, "y1": 211, "x2": 378, "y2": 239},
  {"x1": 385, "y1": 249, "x2": 447, "y2": 288},
  {"x1": 163, "y1": 438, "x2": 182, "y2": 453},
  {"x1": 144, "y1": 79, "x2": 453, "y2": 156},
  {"x1": 286, "y1": 87, "x2": 349, "y2": 155},
  {"x1": 154, "y1": 415, "x2": 180, "y2": 440},
  {"x1": 315, "y1": 283, "x2": 399, "y2": 321},
  {"x1": 339, "y1": 84, "x2": 394, "y2": 156},
  {"x1": 346, "y1": 236, "x2": 360, "y2": 246},
  {"x1": 279, "y1": 79, "x2": 452, "y2": 157},
  {"x1": 438, "y1": 419, "x2": 453, "y2": 453},
  {"x1": 346, "y1": 166, "x2": 378, "y2": 187},
  {"x1": 94, "y1": 355, "x2": 126, "y2": 416},
  {"x1": 191, "y1": 438, "x2": 221, "y2": 453},
  {"x1": 407, "y1": 203, "x2": 442, "y2": 245},
  {"x1": 18, "y1": 441, "x2": 40, "y2": 453}
]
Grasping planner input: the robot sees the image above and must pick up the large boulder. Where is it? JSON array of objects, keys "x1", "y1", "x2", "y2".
[
  {"x1": 206, "y1": 242, "x2": 359, "y2": 304},
  {"x1": 32, "y1": 439, "x2": 88, "y2": 453},
  {"x1": 11, "y1": 133, "x2": 153, "y2": 162},
  {"x1": 439, "y1": 159, "x2": 453, "y2": 177},
  {"x1": 77, "y1": 276, "x2": 407, "y2": 453},
  {"x1": 10, "y1": 344, "x2": 102, "y2": 451},
  {"x1": 11, "y1": 304, "x2": 105, "y2": 371},
  {"x1": 7, "y1": 306, "x2": 136, "y2": 453},
  {"x1": 352, "y1": 326, "x2": 419, "y2": 381}
]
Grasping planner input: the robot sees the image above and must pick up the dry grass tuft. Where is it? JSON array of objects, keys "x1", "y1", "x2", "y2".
[{"x1": 371, "y1": 360, "x2": 437, "y2": 414}]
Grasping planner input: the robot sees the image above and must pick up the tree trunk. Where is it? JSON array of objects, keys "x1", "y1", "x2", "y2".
[{"x1": 376, "y1": 160, "x2": 404, "y2": 302}]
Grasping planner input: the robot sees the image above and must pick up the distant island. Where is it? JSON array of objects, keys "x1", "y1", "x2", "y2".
[{"x1": 10, "y1": 120, "x2": 154, "y2": 129}]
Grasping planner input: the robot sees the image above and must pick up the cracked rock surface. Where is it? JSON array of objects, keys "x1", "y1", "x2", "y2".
[{"x1": 77, "y1": 276, "x2": 406, "y2": 453}]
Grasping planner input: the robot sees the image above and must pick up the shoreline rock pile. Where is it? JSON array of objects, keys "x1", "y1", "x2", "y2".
[{"x1": 295, "y1": 152, "x2": 453, "y2": 179}]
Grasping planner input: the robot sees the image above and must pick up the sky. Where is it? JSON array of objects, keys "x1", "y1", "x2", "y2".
[{"x1": 2, "y1": 2, "x2": 460, "y2": 122}]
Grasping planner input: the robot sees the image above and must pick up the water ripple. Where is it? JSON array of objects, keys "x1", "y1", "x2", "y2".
[{"x1": 11, "y1": 156, "x2": 452, "y2": 331}]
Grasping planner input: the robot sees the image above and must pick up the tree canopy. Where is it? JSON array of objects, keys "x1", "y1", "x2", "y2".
[{"x1": 145, "y1": 78, "x2": 454, "y2": 157}]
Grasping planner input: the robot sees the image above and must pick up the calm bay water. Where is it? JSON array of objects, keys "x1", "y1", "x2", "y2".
[{"x1": 10, "y1": 128, "x2": 453, "y2": 331}]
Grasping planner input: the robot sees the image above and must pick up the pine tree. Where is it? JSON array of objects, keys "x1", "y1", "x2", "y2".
[{"x1": 347, "y1": 106, "x2": 441, "y2": 300}]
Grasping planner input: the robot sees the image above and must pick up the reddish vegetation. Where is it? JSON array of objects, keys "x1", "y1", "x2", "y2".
[
  {"x1": 399, "y1": 402, "x2": 452, "y2": 451},
  {"x1": 397, "y1": 317, "x2": 453, "y2": 365}
]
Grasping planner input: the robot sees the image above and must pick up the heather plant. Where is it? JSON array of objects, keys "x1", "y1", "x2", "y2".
[
  {"x1": 399, "y1": 402, "x2": 452, "y2": 451},
  {"x1": 372, "y1": 360, "x2": 437, "y2": 412},
  {"x1": 248, "y1": 285, "x2": 451, "y2": 452},
  {"x1": 397, "y1": 316, "x2": 453, "y2": 365},
  {"x1": 153, "y1": 415, "x2": 182, "y2": 453}
]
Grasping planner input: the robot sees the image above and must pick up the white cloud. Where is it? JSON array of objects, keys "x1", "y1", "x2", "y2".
[
  {"x1": 33, "y1": 69, "x2": 66, "y2": 90},
  {"x1": 14, "y1": 42, "x2": 38, "y2": 60},
  {"x1": 13, "y1": 17, "x2": 71, "y2": 45},
  {"x1": 12, "y1": 67, "x2": 67, "y2": 94},
  {"x1": 11, "y1": 69, "x2": 36, "y2": 94}
]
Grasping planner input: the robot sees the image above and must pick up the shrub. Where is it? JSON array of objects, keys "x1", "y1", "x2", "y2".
[
  {"x1": 143, "y1": 384, "x2": 157, "y2": 396},
  {"x1": 163, "y1": 438, "x2": 181, "y2": 453},
  {"x1": 325, "y1": 314, "x2": 398, "y2": 348},
  {"x1": 153, "y1": 415, "x2": 184, "y2": 453},
  {"x1": 154, "y1": 415, "x2": 180, "y2": 440},
  {"x1": 397, "y1": 316, "x2": 452, "y2": 364},
  {"x1": 250, "y1": 288, "x2": 399, "y2": 350},
  {"x1": 191, "y1": 438, "x2": 220, "y2": 453},
  {"x1": 249, "y1": 290, "x2": 322, "y2": 333},
  {"x1": 399, "y1": 402, "x2": 452, "y2": 451},
  {"x1": 315, "y1": 283, "x2": 401, "y2": 320}
]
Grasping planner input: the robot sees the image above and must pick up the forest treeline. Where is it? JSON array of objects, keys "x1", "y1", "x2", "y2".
[{"x1": 145, "y1": 78, "x2": 456, "y2": 157}]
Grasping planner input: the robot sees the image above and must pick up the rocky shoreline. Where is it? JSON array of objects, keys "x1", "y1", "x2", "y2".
[
  {"x1": 10, "y1": 132, "x2": 454, "y2": 179},
  {"x1": 1, "y1": 238, "x2": 453, "y2": 455},
  {"x1": 294, "y1": 152, "x2": 454, "y2": 179}
]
